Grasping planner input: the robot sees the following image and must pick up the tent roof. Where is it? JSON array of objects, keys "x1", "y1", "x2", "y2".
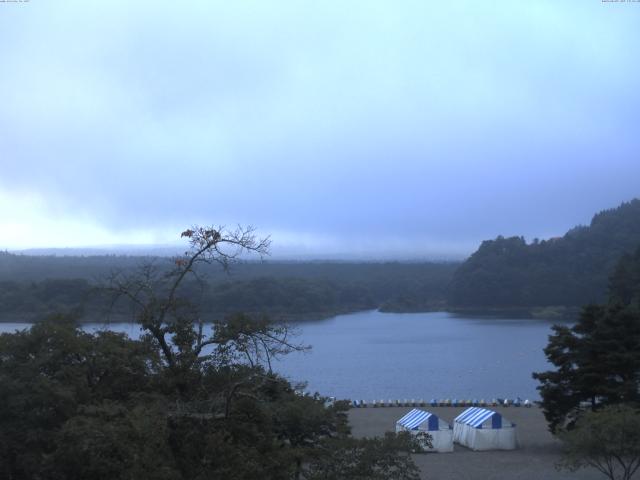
[
  {"x1": 397, "y1": 409, "x2": 436, "y2": 430},
  {"x1": 455, "y1": 407, "x2": 502, "y2": 428}
]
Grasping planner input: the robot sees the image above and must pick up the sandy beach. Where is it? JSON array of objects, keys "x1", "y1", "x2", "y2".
[{"x1": 348, "y1": 406, "x2": 603, "y2": 480}]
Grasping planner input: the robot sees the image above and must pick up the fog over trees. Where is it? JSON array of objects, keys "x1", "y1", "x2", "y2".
[{"x1": 2, "y1": 199, "x2": 639, "y2": 322}]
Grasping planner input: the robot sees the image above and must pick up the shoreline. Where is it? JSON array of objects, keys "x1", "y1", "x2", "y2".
[{"x1": 0, "y1": 305, "x2": 579, "y2": 324}]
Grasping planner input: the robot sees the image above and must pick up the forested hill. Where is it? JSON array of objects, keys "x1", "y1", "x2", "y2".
[
  {"x1": 0, "y1": 255, "x2": 458, "y2": 321},
  {"x1": 449, "y1": 199, "x2": 640, "y2": 311}
]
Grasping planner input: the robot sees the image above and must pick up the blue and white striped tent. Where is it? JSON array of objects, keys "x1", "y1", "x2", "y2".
[
  {"x1": 395, "y1": 409, "x2": 453, "y2": 452},
  {"x1": 453, "y1": 407, "x2": 517, "y2": 451},
  {"x1": 397, "y1": 409, "x2": 439, "y2": 431},
  {"x1": 454, "y1": 407, "x2": 503, "y2": 429}
]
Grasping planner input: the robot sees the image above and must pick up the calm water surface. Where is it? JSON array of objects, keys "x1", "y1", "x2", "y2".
[{"x1": 0, "y1": 311, "x2": 561, "y2": 401}]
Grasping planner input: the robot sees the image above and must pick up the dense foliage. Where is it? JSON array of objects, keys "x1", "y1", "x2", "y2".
[
  {"x1": 0, "y1": 226, "x2": 422, "y2": 480},
  {"x1": 449, "y1": 199, "x2": 640, "y2": 310},
  {"x1": 0, "y1": 316, "x2": 420, "y2": 480},
  {"x1": 533, "y1": 246, "x2": 640, "y2": 433},
  {"x1": 0, "y1": 254, "x2": 457, "y2": 321}
]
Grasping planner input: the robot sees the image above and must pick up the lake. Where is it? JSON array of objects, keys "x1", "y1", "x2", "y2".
[{"x1": 0, "y1": 310, "x2": 561, "y2": 401}]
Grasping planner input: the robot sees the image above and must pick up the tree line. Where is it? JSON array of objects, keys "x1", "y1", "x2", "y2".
[
  {"x1": 0, "y1": 255, "x2": 457, "y2": 322},
  {"x1": 2, "y1": 198, "x2": 639, "y2": 322}
]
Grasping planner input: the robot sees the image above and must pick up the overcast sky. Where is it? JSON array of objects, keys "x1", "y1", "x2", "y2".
[{"x1": 1, "y1": 1, "x2": 639, "y2": 258}]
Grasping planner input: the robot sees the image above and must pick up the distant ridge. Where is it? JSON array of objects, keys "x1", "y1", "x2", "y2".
[
  {"x1": 9, "y1": 246, "x2": 463, "y2": 262},
  {"x1": 11, "y1": 246, "x2": 183, "y2": 257},
  {"x1": 449, "y1": 199, "x2": 640, "y2": 311}
]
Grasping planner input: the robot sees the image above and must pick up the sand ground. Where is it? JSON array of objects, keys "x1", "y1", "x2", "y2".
[{"x1": 348, "y1": 406, "x2": 604, "y2": 480}]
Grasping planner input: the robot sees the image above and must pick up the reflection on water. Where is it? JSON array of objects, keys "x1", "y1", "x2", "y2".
[{"x1": 0, "y1": 311, "x2": 561, "y2": 400}]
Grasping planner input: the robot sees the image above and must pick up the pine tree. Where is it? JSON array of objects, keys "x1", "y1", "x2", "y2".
[{"x1": 533, "y1": 246, "x2": 640, "y2": 433}]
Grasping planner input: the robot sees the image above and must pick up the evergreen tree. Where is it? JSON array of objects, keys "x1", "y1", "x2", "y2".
[{"x1": 533, "y1": 246, "x2": 640, "y2": 432}]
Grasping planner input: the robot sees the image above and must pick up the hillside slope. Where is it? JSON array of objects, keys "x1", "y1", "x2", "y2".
[{"x1": 449, "y1": 199, "x2": 640, "y2": 310}]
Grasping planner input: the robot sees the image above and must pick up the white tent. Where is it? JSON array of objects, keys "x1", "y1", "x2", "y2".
[
  {"x1": 453, "y1": 407, "x2": 517, "y2": 451},
  {"x1": 395, "y1": 408, "x2": 454, "y2": 453}
]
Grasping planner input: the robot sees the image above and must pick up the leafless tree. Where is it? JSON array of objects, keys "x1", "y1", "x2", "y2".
[{"x1": 105, "y1": 225, "x2": 305, "y2": 387}]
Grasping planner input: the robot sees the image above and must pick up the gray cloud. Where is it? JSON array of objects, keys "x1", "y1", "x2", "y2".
[{"x1": 1, "y1": 0, "x2": 639, "y2": 255}]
